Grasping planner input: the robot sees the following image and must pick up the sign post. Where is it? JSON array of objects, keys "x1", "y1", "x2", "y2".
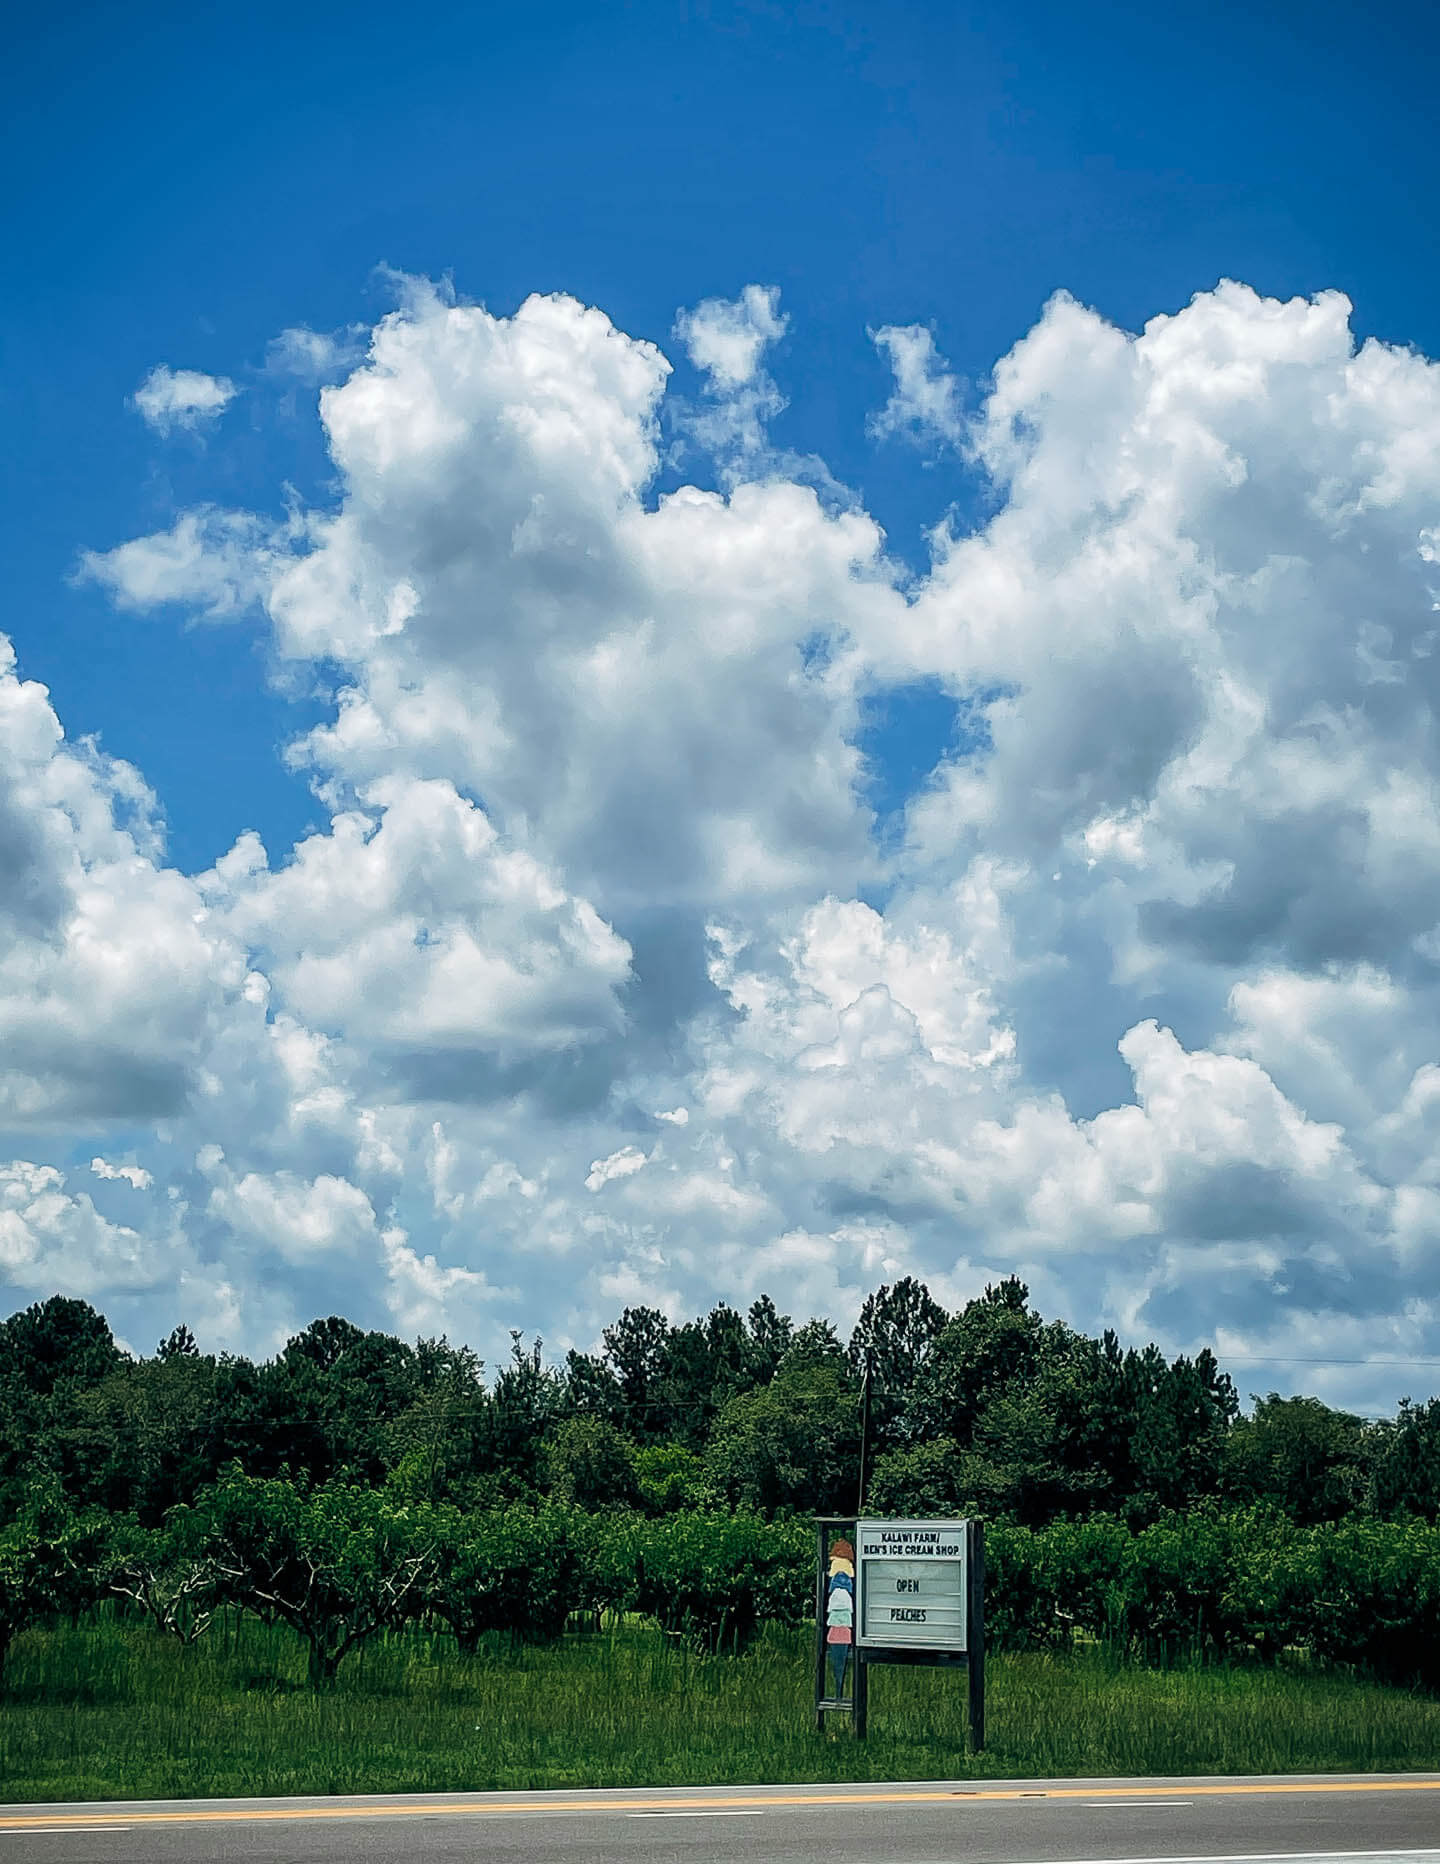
[
  {"x1": 967, "y1": 1516, "x2": 985, "y2": 1751},
  {"x1": 813, "y1": 1514, "x2": 983, "y2": 1749}
]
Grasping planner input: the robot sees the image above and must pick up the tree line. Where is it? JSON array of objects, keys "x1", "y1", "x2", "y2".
[
  {"x1": 3, "y1": 1278, "x2": 1438, "y2": 1531},
  {"x1": 6, "y1": 1281, "x2": 1440, "y2": 1693},
  {"x1": 9, "y1": 1473, "x2": 1440, "y2": 1693}
]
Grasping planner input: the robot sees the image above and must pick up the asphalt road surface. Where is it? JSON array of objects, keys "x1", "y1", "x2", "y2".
[{"x1": 2, "y1": 1775, "x2": 1439, "y2": 1864}]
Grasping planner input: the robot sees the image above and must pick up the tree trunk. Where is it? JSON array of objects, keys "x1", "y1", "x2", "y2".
[{"x1": 307, "y1": 1640, "x2": 341, "y2": 1690}]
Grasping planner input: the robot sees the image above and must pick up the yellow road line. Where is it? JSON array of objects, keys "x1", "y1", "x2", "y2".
[{"x1": 3, "y1": 1777, "x2": 1440, "y2": 1830}]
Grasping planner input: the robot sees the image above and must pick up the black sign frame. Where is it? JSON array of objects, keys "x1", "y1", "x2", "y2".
[{"x1": 812, "y1": 1515, "x2": 984, "y2": 1748}]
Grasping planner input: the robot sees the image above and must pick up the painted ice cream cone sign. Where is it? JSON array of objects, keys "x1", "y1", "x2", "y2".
[{"x1": 825, "y1": 1536, "x2": 855, "y2": 1695}]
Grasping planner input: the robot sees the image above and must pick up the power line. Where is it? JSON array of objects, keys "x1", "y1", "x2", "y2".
[{"x1": 1220, "y1": 1355, "x2": 1440, "y2": 1369}]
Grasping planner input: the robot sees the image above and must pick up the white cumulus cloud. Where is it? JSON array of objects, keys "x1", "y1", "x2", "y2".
[
  {"x1": 10, "y1": 274, "x2": 1440, "y2": 1412},
  {"x1": 265, "y1": 325, "x2": 366, "y2": 383},
  {"x1": 676, "y1": 284, "x2": 787, "y2": 390},
  {"x1": 868, "y1": 324, "x2": 964, "y2": 448},
  {"x1": 90, "y1": 1158, "x2": 153, "y2": 1190},
  {"x1": 673, "y1": 284, "x2": 790, "y2": 470},
  {"x1": 132, "y1": 365, "x2": 238, "y2": 434},
  {"x1": 586, "y1": 1147, "x2": 649, "y2": 1192}
]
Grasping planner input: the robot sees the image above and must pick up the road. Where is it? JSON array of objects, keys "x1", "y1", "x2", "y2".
[{"x1": 2, "y1": 1775, "x2": 1439, "y2": 1864}]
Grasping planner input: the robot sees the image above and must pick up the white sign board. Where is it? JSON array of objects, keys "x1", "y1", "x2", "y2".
[{"x1": 855, "y1": 1518, "x2": 968, "y2": 1652}]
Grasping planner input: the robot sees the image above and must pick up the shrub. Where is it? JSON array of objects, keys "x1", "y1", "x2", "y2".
[
  {"x1": 1303, "y1": 1514, "x2": 1440, "y2": 1687},
  {"x1": 1028, "y1": 1515, "x2": 1134, "y2": 1646},
  {"x1": 981, "y1": 1521, "x2": 1053, "y2": 1650},
  {"x1": 0, "y1": 1479, "x2": 107, "y2": 1685},
  {"x1": 623, "y1": 1509, "x2": 811, "y2": 1653},
  {"x1": 427, "y1": 1502, "x2": 585, "y2": 1649},
  {"x1": 633, "y1": 1443, "x2": 711, "y2": 1514}
]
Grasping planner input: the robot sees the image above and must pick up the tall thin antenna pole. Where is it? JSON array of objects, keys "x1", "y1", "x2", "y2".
[{"x1": 856, "y1": 1352, "x2": 872, "y2": 1514}]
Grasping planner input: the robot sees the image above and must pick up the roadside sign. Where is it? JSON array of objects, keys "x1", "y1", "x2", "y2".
[
  {"x1": 856, "y1": 1518, "x2": 967, "y2": 1651},
  {"x1": 813, "y1": 1514, "x2": 984, "y2": 1750}
]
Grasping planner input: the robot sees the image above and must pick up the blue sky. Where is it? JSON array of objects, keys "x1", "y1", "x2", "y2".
[
  {"x1": 5, "y1": 0, "x2": 1440, "y2": 1401},
  {"x1": 8, "y1": 0, "x2": 1437, "y2": 872}
]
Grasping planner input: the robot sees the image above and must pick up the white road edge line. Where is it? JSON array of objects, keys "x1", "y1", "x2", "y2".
[
  {"x1": 3, "y1": 1828, "x2": 1440, "y2": 1847},
  {"x1": 985, "y1": 1853, "x2": 1440, "y2": 1864}
]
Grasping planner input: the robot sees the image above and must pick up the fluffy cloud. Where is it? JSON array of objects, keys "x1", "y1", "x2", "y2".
[
  {"x1": 205, "y1": 777, "x2": 633, "y2": 1081},
  {"x1": 265, "y1": 325, "x2": 366, "y2": 383},
  {"x1": 675, "y1": 283, "x2": 787, "y2": 391},
  {"x1": 90, "y1": 1158, "x2": 153, "y2": 1191},
  {"x1": 0, "y1": 638, "x2": 259, "y2": 1127},
  {"x1": 132, "y1": 366, "x2": 238, "y2": 434},
  {"x1": 586, "y1": 1146, "x2": 649, "y2": 1193},
  {"x1": 77, "y1": 511, "x2": 279, "y2": 619},
  {"x1": 201, "y1": 1159, "x2": 384, "y2": 1265},
  {"x1": 0, "y1": 1161, "x2": 154, "y2": 1296},
  {"x1": 673, "y1": 284, "x2": 789, "y2": 471},
  {"x1": 0, "y1": 1160, "x2": 244, "y2": 1352},
  {"x1": 196, "y1": 284, "x2": 891, "y2": 924},
  {"x1": 868, "y1": 324, "x2": 964, "y2": 449},
  {"x1": 11, "y1": 274, "x2": 1440, "y2": 1411}
]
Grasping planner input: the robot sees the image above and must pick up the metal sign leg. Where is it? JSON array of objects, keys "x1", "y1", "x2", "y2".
[
  {"x1": 814, "y1": 1521, "x2": 828, "y2": 1731},
  {"x1": 967, "y1": 1519, "x2": 985, "y2": 1752}
]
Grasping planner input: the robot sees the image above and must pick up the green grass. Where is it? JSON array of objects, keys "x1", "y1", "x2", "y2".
[{"x1": 2, "y1": 1612, "x2": 1439, "y2": 1802}]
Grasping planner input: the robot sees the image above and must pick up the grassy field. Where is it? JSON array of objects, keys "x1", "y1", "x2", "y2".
[{"x1": 2, "y1": 1612, "x2": 1439, "y2": 1802}]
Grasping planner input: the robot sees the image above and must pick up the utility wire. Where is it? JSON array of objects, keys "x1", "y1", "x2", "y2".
[{"x1": 1219, "y1": 1355, "x2": 1440, "y2": 1368}]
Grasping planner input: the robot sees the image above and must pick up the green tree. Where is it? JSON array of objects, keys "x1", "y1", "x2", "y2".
[
  {"x1": 562, "y1": 1349, "x2": 625, "y2": 1424},
  {"x1": 1224, "y1": 1393, "x2": 1371, "y2": 1524},
  {"x1": 380, "y1": 1342, "x2": 490, "y2": 1504},
  {"x1": 0, "y1": 1478, "x2": 105, "y2": 1685},
  {"x1": 847, "y1": 1277, "x2": 947, "y2": 1451},
  {"x1": 543, "y1": 1415, "x2": 640, "y2": 1510},
  {"x1": 194, "y1": 1471, "x2": 436, "y2": 1688},
  {"x1": 265, "y1": 1319, "x2": 422, "y2": 1483},
  {"x1": 102, "y1": 1512, "x2": 219, "y2": 1647},
  {"x1": 653, "y1": 1321, "x2": 718, "y2": 1446},
  {"x1": 707, "y1": 1358, "x2": 860, "y2": 1515},
  {"x1": 777, "y1": 1317, "x2": 846, "y2": 1372},
  {"x1": 1061, "y1": 1328, "x2": 1139, "y2": 1512},
  {"x1": 634, "y1": 1442, "x2": 711, "y2": 1513},
  {"x1": 868, "y1": 1438, "x2": 972, "y2": 1516},
  {"x1": 0, "y1": 1369, "x2": 31, "y2": 1520},
  {"x1": 958, "y1": 1325, "x2": 1137, "y2": 1523},
  {"x1": 1370, "y1": 1397, "x2": 1440, "y2": 1522},
  {"x1": 1304, "y1": 1512, "x2": 1440, "y2": 1685},
  {"x1": 601, "y1": 1306, "x2": 673, "y2": 1440},
  {"x1": 156, "y1": 1324, "x2": 198, "y2": 1360},
  {"x1": 910, "y1": 1278, "x2": 1046, "y2": 1445},
  {"x1": 615, "y1": 1508, "x2": 811, "y2": 1653},
  {"x1": 649, "y1": 1304, "x2": 756, "y2": 1445},
  {"x1": 426, "y1": 1503, "x2": 583, "y2": 1649},
  {"x1": 2, "y1": 1297, "x2": 121, "y2": 1397},
  {"x1": 1126, "y1": 1346, "x2": 1237, "y2": 1521},
  {"x1": 483, "y1": 1334, "x2": 564, "y2": 1496},
  {"x1": 61, "y1": 1348, "x2": 227, "y2": 1521},
  {"x1": 744, "y1": 1296, "x2": 793, "y2": 1385}
]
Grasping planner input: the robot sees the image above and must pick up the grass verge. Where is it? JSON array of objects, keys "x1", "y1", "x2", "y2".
[{"x1": 2, "y1": 1612, "x2": 1439, "y2": 1802}]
